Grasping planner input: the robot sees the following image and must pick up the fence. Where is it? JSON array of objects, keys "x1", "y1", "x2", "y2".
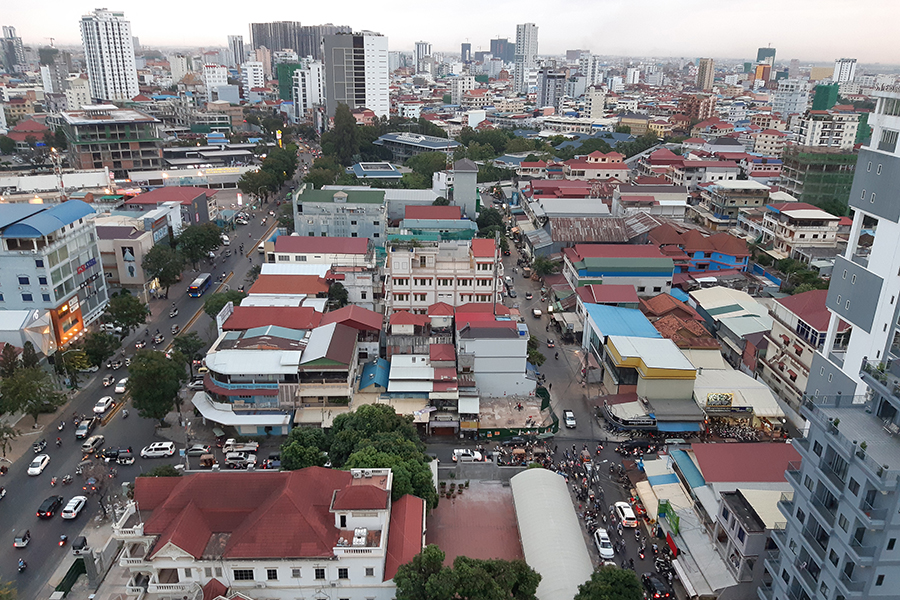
[{"x1": 54, "y1": 558, "x2": 86, "y2": 596}]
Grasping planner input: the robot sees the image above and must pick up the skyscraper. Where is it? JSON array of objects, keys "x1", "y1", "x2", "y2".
[
  {"x1": 490, "y1": 38, "x2": 514, "y2": 63},
  {"x1": 322, "y1": 31, "x2": 389, "y2": 119},
  {"x1": 771, "y1": 79, "x2": 809, "y2": 116},
  {"x1": 414, "y1": 41, "x2": 432, "y2": 74},
  {"x1": 249, "y1": 22, "x2": 349, "y2": 61},
  {"x1": 536, "y1": 67, "x2": 566, "y2": 111},
  {"x1": 770, "y1": 89, "x2": 900, "y2": 600},
  {"x1": 756, "y1": 47, "x2": 776, "y2": 64},
  {"x1": 292, "y1": 60, "x2": 324, "y2": 122},
  {"x1": 696, "y1": 58, "x2": 714, "y2": 90},
  {"x1": 460, "y1": 43, "x2": 471, "y2": 62},
  {"x1": 833, "y1": 58, "x2": 857, "y2": 83},
  {"x1": 79, "y1": 8, "x2": 139, "y2": 102},
  {"x1": 1, "y1": 26, "x2": 25, "y2": 72},
  {"x1": 514, "y1": 23, "x2": 538, "y2": 95},
  {"x1": 227, "y1": 35, "x2": 245, "y2": 68}
]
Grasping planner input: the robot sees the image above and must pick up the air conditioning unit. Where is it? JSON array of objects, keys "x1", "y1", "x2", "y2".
[
  {"x1": 363, "y1": 469, "x2": 372, "y2": 478},
  {"x1": 352, "y1": 471, "x2": 362, "y2": 479}
]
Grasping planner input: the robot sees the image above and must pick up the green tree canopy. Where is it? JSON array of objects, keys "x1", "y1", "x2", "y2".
[
  {"x1": 172, "y1": 332, "x2": 206, "y2": 377},
  {"x1": 328, "y1": 282, "x2": 349, "y2": 308},
  {"x1": 0, "y1": 367, "x2": 66, "y2": 424},
  {"x1": 476, "y1": 208, "x2": 504, "y2": 237},
  {"x1": 138, "y1": 465, "x2": 183, "y2": 477},
  {"x1": 203, "y1": 290, "x2": 247, "y2": 319},
  {"x1": 105, "y1": 291, "x2": 149, "y2": 335},
  {"x1": 304, "y1": 167, "x2": 337, "y2": 189},
  {"x1": 177, "y1": 223, "x2": 223, "y2": 269},
  {"x1": 142, "y1": 244, "x2": 184, "y2": 298},
  {"x1": 82, "y1": 331, "x2": 120, "y2": 367},
  {"x1": 573, "y1": 566, "x2": 643, "y2": 600},
  {"x1": 432, "y1": 196, "x2": 450, "y2": 206},
  {"x1": 127, "y1": 349, "x2": 187, "y2": 421},
  {"x1": 406, "y1": 152, "x2": 449, "y2": 180},
  {"x1": 328, "y1": 403, "x2": 421, "y2": 467},
  {"x1": 58, "y1": 349, "x2": 91, "y2": 389},
  {"x1": 0, "y1": 136, "x2": 15, "y2": 155},
  {"x1": 20, "y1": 341, "x2": 39, "y2": 369},
  {"x1": 532, "y1": 256, "x2": 558, "y2": 276},
  {"x1": 321, "y1": 104, "x2": 360, "y2": 165},
  {"x1": 0, "y1": 343, "x2": 19, "y2": 378},
  {"x1": 0, "y1": 422, "x2": 18, "y2": 458}
]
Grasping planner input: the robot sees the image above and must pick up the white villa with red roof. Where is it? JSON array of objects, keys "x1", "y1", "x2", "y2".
[
  {"x1": 562, "y1": 151, "x2": 630, "y2": 182},
  {"x1": 112, "y1": 468, "x2": 425, "y2": 600}
]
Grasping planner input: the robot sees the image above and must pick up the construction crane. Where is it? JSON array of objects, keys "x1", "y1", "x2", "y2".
[{"x1": 45, "y1": 37, "x2": 55, "y2": 48}]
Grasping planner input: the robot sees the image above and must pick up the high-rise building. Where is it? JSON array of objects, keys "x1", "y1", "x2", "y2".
[
  {"x1": 79, "y1": 8, "x2": 139, "y2": 102},
  {"x1": 449, "y1": 75, "x2": 475, "y2": 105},
  {"x1": 167, "y1": 54, "x2": 190, "y2": 84},
  {"x1": 779, "y1": 146, "x2": 856, "y2": 209},
  {"x1": 769, "y1": 90, "x2": 900, "y2": 600},
  {"x1": 414, "y1": 41, "x2": 432, "y2": 74},
  {"x1": 625, "y1": 67, "x2": 640, "y2": 85},
  {"x1": 292, "y1": 60, "x2": 324, "y2": 122},
  {"x1": 772, "y1": 79, "x2": 809, "y2": 116},
  {"x1": 227, "y1": 35, "x2": 244, "y2": 68},
  {"x1": 322, "y1": 31, "x2": 389, "y2": 119},
  {"x1": 812, "y1": 83, "x2": 840, "y2": 111},
  {"x1": 789, "y1": 58, "x2": 800, "y2": 79},
  {"x1": 202, "y1": 64, "x2": 229, "y2": 103},
  {"x1": 513, "y1": 23, "x2": 538, "y2": 94},
  {"x1": 833, "y1": 58, "x2": 857, "y2": 83},
  {"x1": 696, "y1": 58, "x2": 714, "y2": 90},
  {"x1": 249, "y1": 22, "x2": 349, "y2": 61},
  {"x1": 756, "y1": 47, "x2": 776, "y2": 64},
  {"x1": 490, "y1": 38, "x2": 514, "y2": 63},
  {"x1": 578, "y1": 53, "x2": 605, "y2": 86},
  {"x1": 536, "y1": 67, "x2": 566, "y2": 111},
  {"x1": 585, "y1": 86, "x2": 606, "y2": 119},
  {"x1": 241, "y1": 62, "x2": 265, "y2": 98},
  {"x1": 796, "y1": 110, "x2": 859, "y2": 150},
  {"x1": 460, "y1": 43, "x2": 471, "y2": 62},
  {"x1": 1, "y1": 26, "x2": 25, "y2": 72}
]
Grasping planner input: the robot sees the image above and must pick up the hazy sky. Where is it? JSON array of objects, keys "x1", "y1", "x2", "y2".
[{"x1": 6, "y1": 0, "x2": 900, "y2": 65}]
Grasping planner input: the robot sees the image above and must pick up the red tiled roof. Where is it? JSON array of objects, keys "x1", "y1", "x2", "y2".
[
  {"x1": 427, "y1": 302, "x2": 455, "y2": 316},
  {"x1": 433, "y1": 367, "x2": 458, "y2": 381},
  {"x1": 389, "y1": 310, "x2": 430, "y2": 327},
  {"x1": 274, "y1": 236, "x2": 369, "y2": 255},
  {"x1": 127, "y1": 187, "x2": 215, "y2": 205},
  {"x1": 202, "y1": 579, "x2": 227, "y2": 600},
  {"x1": 649, "y1": 223, "x2": 685, "y2": 246},
  {"x1": 456, "y1": 302, "x2": 510, "y2": 315},
  {"x1": 777, "y1": 289, "x2": 849, "y2": 332},
  {"x1": 520, "y1": 161, "x2": 547, "y2": 168},
  {"x1": 652, "y1": 314, "x2": 719, "y2": 348},
  {"x1": 639, "y1": 293, "x2": 704, "y2": 321},
  {"x1": 471, "y1": 238, "x2": 496, "y2": 258},
  {"x1": 248, "y1": 274, "x2": 329, "y2": 296},
  {"x1": 576, "y1": 284, "x2": 639, "y2": 304},
  {"x1": 132, "y1": 94, "x2": 153, "y2": 102},
  {"x1": 319, "y1": 305, "x2": 383, "y2": 332},
  {"x1": 430, "y1": 344, "x2": 456, "y2": 361},
  {"x1": 680, "y1": 229, "x2": 715, "y2": 252},
  {"x1": 566, "y1": 244, "x2": 666, "y2": 261},
  {"x1": 137, "y1": 468, "x2": 357, "y2": 559},
  {"x1": 564, "y1": 159, "x2": 629, "y2": 170},
  {"x1": 404, "y1": 205, "x2": 462, "y2": 220},
  {"x1": 708, "y1": 232, "x2": 750, "y2": 257},
  {"x1": 10, "y1": 118, "x2": 48, "y2": 133},
  {"x1": 691, "y1": 443, "x2": 800, "y2": 483},
  {"x1": 383, "y1": 495, "x2": 425, "y2": 581},
  {"x1": 332, "y1": 485, "x2": 389, "y2": 511},
  {"x1": 224, "y1": 306, "x2": 322, "y2": 331}
]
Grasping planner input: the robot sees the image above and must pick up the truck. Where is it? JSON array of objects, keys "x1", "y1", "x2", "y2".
[
  {"x1": 223, "y1": 439, "x2": 259, "y2": 453},
  {"x1": 522, "y1": 267, "x2": 532, "y2": 278}
]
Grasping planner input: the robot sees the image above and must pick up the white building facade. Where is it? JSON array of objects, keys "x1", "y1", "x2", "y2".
[
  {"x1": 513, "y1": 23, "x2": 538, "y2": 94},
  {"x1": 323, "y1": 32, "x2": 389, "y2": 119},
  {"x1": 79, "y1": 8, "x2": 139, "y2": 102}
]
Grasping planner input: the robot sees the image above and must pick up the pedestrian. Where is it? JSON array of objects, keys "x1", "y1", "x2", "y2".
[{"x1": 549, "y1": 383, "x2": 552, "y2": 391}]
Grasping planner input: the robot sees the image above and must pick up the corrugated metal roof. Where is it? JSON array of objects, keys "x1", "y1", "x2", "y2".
[
  {"x1": 583, "y1": 304, "x2": 662, "y2": 339},
  {"x1": 549, "y1": 217, "x2": 628, "y2": 243},
  {"x1": 2, "y1": 200, "x2": 95, "y2": 238}
]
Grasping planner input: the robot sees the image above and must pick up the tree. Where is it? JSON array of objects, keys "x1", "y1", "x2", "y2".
[
  {"x1": 505, "y1": 137, "x2": 533, "y2": 153},
  {"x1": 322, "y1": 104, "x2": 359, "y2": 165},
  {"x1": 0, "y1": 136, "x2": 15, "y2": 155},
  {"x1": 203, "y1": 290, "x2": 247, "y2": 319},
  {"x1": 20, "y1": 342, "x2": 39, "y2": 369},
  {"x1": 394, "y1": 545, "x2": 451, "y2": 600},
  {"x1": 527, "y1": 336, "x2": 546, "y2": 367},
  {"x1": 499, "y1": 237, "x2": 509, "y2": 253},
  {"x1": 0, "y1": 367, "x2": 66, "y2": 425},
  {"x1": 532, "y1": 256, "x2": 558, "y2": 276},
  {"x1": 432, "y1": 196, "x2": 450, "y2": 206},
  {"x1": 245, "y1": 264, "x2": 261, "y2": 284},
  {"x1": 303, "y1": 167, "x2": 337, "y2": 189},
  {"x1": 138, "y1": 464, "x2": 183, "y2": 477},
  {"x1": 573, "y1": 566, "x2": 643, "y2": 600},
  {"x1": 0, "y1": 579, "x2": 17, "y2": 600},
  {"x1": 345, "y1": 442, "x2": 439, "y2": 508},
  {"x1": 0, "y1": 343, "x2": 19, "y2": 378},
  {"x1": 82, "y1": 331, "x2": 120, "y2": 367},
  {"x1": 173, "y1": 332, "x2": 206, "y2": 378},
  {"x1": 177, "y1": 222, "x2": 223, "y2": 269},
  {"x1": 58, "y1": 349, "x2": 91, "y2": 389},
  {"x1": 328, "y1": 282, "x2": 349, "y2": 308},
  {"x1": 142, "y1": 244, "x2": 184, "y2": 299},
  {"x1": 406, "y1": 152, "x2": 449, "y2": 180},
  {"x1": 615, "y1": 124, "x2": 632, "y2": 134},
  {"x1": 105, "y1": 291, "x2": 149, "y2": 335},
  {"x1": 127, "y1": 350, "x2": 187, "y2": 422},
  {"x1": 476, "y1": 208, "x2": 503, "y2": 233},
  {"x1": 329, "y1": 404, "x2": 422, "y2": 466},
  {"x1": 0, "y1": 423, "x2": 18, "y2": 457},
  {"x1": 280, "y1": 427, "x2": 330, "y2": 470}
]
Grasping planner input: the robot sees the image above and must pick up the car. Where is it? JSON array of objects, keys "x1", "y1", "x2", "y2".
[
  {"x1": 532, "y1": 308, "x2": 542, "y2": 318},
  {"x1": 75, "y1": 418, "x2": 97, "y2": 439},
  {"x1": 615, "y1": 501, "x2": 639, "y2": 528},
  {"x1": 171, "y1": 324, "x2": 180, "y2": 335},
  {"x1": 641, "y1": 573, "x2": 672, "y2": 599},
  {"x1": 564, "y1": 410, "x2": 576, "y2": 429},
  {"x1": 99, "y1": 323, "x2": 122, "y2": 334},
  {"x1": 187, "y1": 379, "x2": 205, "y2": 391},
  {"x1": 81, "y1": 435, "x2": 105, "y2": 454},
  {"x1": 93, "y1": 396, "x2": 114, "y2": 414},
  {"x1": 141, "y1": 442, "x2": 176, "y2": 458},
  {"x1": 124, "y1": 357, "x2": 131, "y2": 367},
  {"x1": 108, "y1": 359, "x2": 123, "y2": 370},
  {"x1": 114, "y1": 378, "x2": 128, "y2": 394},
  {"x1": 13, "y1": 530, "x2": 31, "y2": 548},
  {"x1": 547, "y1": 339, "x2": 555, "y2": 348},
  {"x1": 593, "y1": 528, "x2": 615, "y2": 559},
  {"x1": 525, "y1": 292, "x2": 533, "y2": 300},
  {"x1": 101, "y1": 447, "x2": 122, "y2": 462},
  {"x1": 78, "y1": 365, "x2": 99, "y2": 373},
  {"x1": 185, "y1": 444, "x2": 212, "y2": 457},
  {"x1": 451, "y1": 448, "x2": 483, "y2": 463},
  {"x1": 61, "y1": 496, "x2": 88, "y2": 520},
  {"x1": 37, "y1": 495, "x2": 64, "y2": 518},
  {"x1": 152, "y1": 334, "x2": 164, "y2": 345},
  {"x1": 27, "y1": 454, "x2": 50, "y2": 475},
  {"x1": 102, "y1": 375, "x2": 115, "y2": 387},
  {"x1": 508, "y1": 289, "x2": 517, "y2": 298},
  {"x1": 225, "y1": 452, "x2": 257, "y2": 469}
]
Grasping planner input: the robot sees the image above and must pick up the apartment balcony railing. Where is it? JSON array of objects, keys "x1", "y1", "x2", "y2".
[
  {"x1": 838, "y1": 572, "x2": 867, "y2": 594},
  {"x1": 800, "y1": 527, "x2": 828, "y2": 560},
  {"x1": 808, "y1": 495, "x2": 837, "y2": 527},
  {"x1": 777, "y1": 492, "x2": 794, "y2": 518}
]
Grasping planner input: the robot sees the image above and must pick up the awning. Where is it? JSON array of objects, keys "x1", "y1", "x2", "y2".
[
  {"x1": 634, "y1": 481, "x2": 659, "y2": 521},
  {"x1": 458, "y1": 396, "x2": 480, "y2": 414},
  {"x1": 657, "y1": 421, "x2": 703, "y2": 432},
  {"x1": 191, "y1": 392, "x2": 291, "y2": 427}
]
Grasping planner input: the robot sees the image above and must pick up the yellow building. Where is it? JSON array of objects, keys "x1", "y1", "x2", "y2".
[{"x1": 604, "y1": 335, "x2": 697, "y2": 401}]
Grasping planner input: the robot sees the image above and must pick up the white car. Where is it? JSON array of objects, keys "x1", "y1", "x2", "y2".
[
  {"x1": 27, "y1": 454, "x2": 50, "y2": 476},
  {"x1": 187, "y1": 380, "x2": 205, "y2": 391},
  {"x1": 615, "y1": 501, "x2": 639, "y2": 528},
  {"x1": 93, "y1": 396, "x2": 115, "y2": 414},
  {"x1": 114, "y1": 378, "x2": 128, "y2": 394},
  {"x1": 451, "y1": 448, "x2": 483, "y2": 463},
  {"x1": 141, "y1": 442, "x2": 176, "y2": 458},
  {"x1": 62, "y1": 496, "x2": 87, "y2": 520},
  {"x1": 564, "y1": 410, "x2": 576, "y2": 429},
  {"x1": 594, "y1": 528, "x2": 615, "y2": 560}
]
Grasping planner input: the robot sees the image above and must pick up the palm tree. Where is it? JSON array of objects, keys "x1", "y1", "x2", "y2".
[{"x1": 0, "y1": 423, "x2": 17, "y2": 458}]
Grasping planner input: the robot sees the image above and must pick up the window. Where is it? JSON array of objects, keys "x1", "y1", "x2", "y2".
[
  {"x1": 267, "y1": 569, "x2": 278, "y2": 581},
  {"x1": 42, "y1": 294, "x2": 50, "y2": 302},
  {"x1": 277, "y1": 255, "x2": 290, "y2": 261},
  {"x1": 365, "y1": 567, "x2": 375, "y2": 577},
  {"x1": 888, "y1": 538, "x2": 896, "y2": 551},
  {"x1": 184, "y1": 568, "x2": 193, "y2": 579},
  {"x1": 315, "y1": 568, "x2": 325, "y2": 580},
  {"x1": 361, "y1": 291, "x2": 367, "y2": 299},
  {"x1": 205, "y1": 568, "x2": 213, "y2": 578},
  {"x1": 737, "y1": 527, "x2": 746, "y2": 542},
  {"x1": 373, "y1": 233, "x2": 379, "y2": 238},
  {"x1": 0, "y1": 294, "x2": 4, "y2": 302},
  {"x1": 851, "y1": 274, "x2": 857, "y2": 284},
  {"x1": 38, "y1": 276, "x2": 47, "y2": 285},
  {"x1": 21, "y1": 293, "x2": 32, "y2": 302},
  {"x1": 340, "y1": 515, "x2": 347, "y2": 528},
  {"x1": 297, "y1": 255, "x2": 307, "y2": 261},
  {"x1": 813, "y1": 441, "x2": 823, "y2": 456},
  {"x1": 876, "y1": 575, "x2": 884, "y2": 586},
  {"x1": 838, "y1": 513, "x2": 849, "y2": 532},
  {"x1": 338, "y1": 568, "x2": 349, "y2": 579},
  {"x1": 35, "y1": 259, "x2": 43, "y2": 268},
  {"x1": 829, "y1": 549, "x2": 839, "y2": 566},
  {"x1": 871, "y1": 193, "x2": 877, "y2": 204},
  {"x1": 292, "y1": 568, "x2": 302, "y2": 578},
  {"x1": 848, "y1": 478, "x2": 860, "y2": 495},
  {"x1": 804, "y1": 475, "x2": 814, "y2": 492},
  {"x1": 796, "y1": 508, "x2": 805, "y2": 524},
  {"x1": 415, "y1": 294, "x2": 427, "y2": 302},
  {"x1": 350, "y1": 221, "x2": 357, "y2": 225},
  {"x1": 233, "y1": 569, "x2": 254, "y2": 581},
  {"x1": 17, "y1": 276, "x2": 29, "y2": 285},
  {"x1": 878, "y1": 164, "x2": 883, "y2": 175},
  {"x1": 722, "y1": 507, "x2": 730, "y2": 522},
  {"x1": 653, "y1": 286, "x2": 662, "y2": 293},
  {"x1": 393, "y1": 278, "x2": 408, "y2": 286},
  {"x1": 637, "y1": 286, "x2": 646, "y2": 292}
]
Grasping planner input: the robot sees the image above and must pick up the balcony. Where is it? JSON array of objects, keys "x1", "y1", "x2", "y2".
[
  {"x1": 856, "y1": 501, "x2": 888, "y2": 530},
  {"x1": 785, "y1": 460, "x2": 802, "y2": 485},
  {"x1": 800, "y1": 527, "x2": 828, "y2": 560},
  {"x1": 757, "y1": 583, "x2": 774, "y2": 600},
  {"x1": 764, "y1": 550, "x2": 782, "y2": 576},
  {"x1": 847, "y1": 538, "x2": 877, "y2": 566},
  {"x1": 838, "y1": 572, "x2": 867, "y2": 594},
  {"x1": 808, "y1": 495, "x2": 837, "y2": 527},
  {"x1": 793, "y1": 559, "x2": 820, "y2": 595},
  {"x1": 777, "y1": 492, "x2": 794, "y2": 519}
]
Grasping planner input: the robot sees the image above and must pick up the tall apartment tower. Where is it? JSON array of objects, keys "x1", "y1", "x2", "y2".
[
  {"x1": 322, "y1": 31, "x2": 389, "y2": 119},
  {"x1": 1, "y1": 26, "x2": 25, "y2": 72},
  {"x1": 250, "y1": 21, "x2": 302, "y2": 53},
  {"x1": 536, "y1": 67, "x2": 566, "y2": 111},
  {"x1": 460, "y1": 42, "x2": 471, "y2": 62},
  {"x1": 227, "y1": 35, "x2": 244, "y2": 68},
  {"x1": 772, "y1": 79, "x2": 809, "y2": 117},
  {"x1": 696, "y1": 58, "x2": 714, "y2": 90},
  {"x1": 79, "y1": 8, "x2": 139, "y2": 101},
  {"x1": 490, "y1": 38, "x2": 514, "y2": 63},
  {"x1": 767, "y1": 96, "x2": 900, "y2": 600},
  {"x1": 833, "y1": 58, "x2": 858, "y2": 83},
  {"x1": 513, "y1": 23, "x2": 538, "y2": 94},
  {"x1": 292, "y1": 60, "x2": 324, "y2": 122},
  {"x1": 414, "y1": 41, "x2": 432, "y2": 73},
  {"x1": 757, "y1": 47, "x2": 776, "y2": 65}
]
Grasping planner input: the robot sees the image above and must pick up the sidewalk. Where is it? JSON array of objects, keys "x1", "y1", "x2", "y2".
[
  {"x1": 0, "y1": 400, "x2": 73, "y2": 470},
  {"x1": 37, "y1": 516, "x2": 117, "y2": 600}
]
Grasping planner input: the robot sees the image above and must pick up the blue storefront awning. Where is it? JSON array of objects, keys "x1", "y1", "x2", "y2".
[
  {"x1": 670, "y1": 449, "x2": 706, "y2": 490},
  {"x1": 657, "y1": 421, "x2": 703, "y2": 432}
]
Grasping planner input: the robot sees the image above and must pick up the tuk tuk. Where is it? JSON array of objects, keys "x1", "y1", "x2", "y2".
[
  {"x1": 117, "y1": 449, "x2": 135, "y2": 465},
  {"x1": 213, "y1": 428, "x2": 227, "y2": 448},
  {"x1": 72, "y1": 536, "x2": 89, "y2": 555},
  {"x1": 199, "y1": 454, "x2": 216, "y2": 469}
]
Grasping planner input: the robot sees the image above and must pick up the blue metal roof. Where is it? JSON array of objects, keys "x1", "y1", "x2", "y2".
[
  {"x1": 669, "y1": 288, "x2": 690, "y2": 303},
  {"x1": 670, "y1": 449, "x2": 707, "y2": 489},
  {"x1": 0, "y1": 205, "x2": 45, "y2": 230},
  {"x1": 583, "y1": 304, "x2": 662, "y2": 339},
  {"x1": 2, "y1": 200, "x2": 95, "y2": 238},
  {"x1": 360, "y1": 358, "x2": 390, "y2": 390},
  {"x1": 374, "y1": 132, "x2": 460, "y2": 150}
]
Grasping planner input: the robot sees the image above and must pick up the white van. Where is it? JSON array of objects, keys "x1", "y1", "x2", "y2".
[
  {"x1": 257, "y1": 242, "x2": 266, "y2": 254},
  {"x1": 221, "y1": 235, "x2": 230, "y2": 246}
]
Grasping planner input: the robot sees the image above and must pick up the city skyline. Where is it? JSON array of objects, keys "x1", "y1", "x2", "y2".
[{"x1": 4, "y1": 0, "x2": 900, "y2": 65}]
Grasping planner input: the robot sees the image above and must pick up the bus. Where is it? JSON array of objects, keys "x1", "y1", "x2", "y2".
[{"x1": 188, "y1": 273, "x2": 212, "y2": 297}]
